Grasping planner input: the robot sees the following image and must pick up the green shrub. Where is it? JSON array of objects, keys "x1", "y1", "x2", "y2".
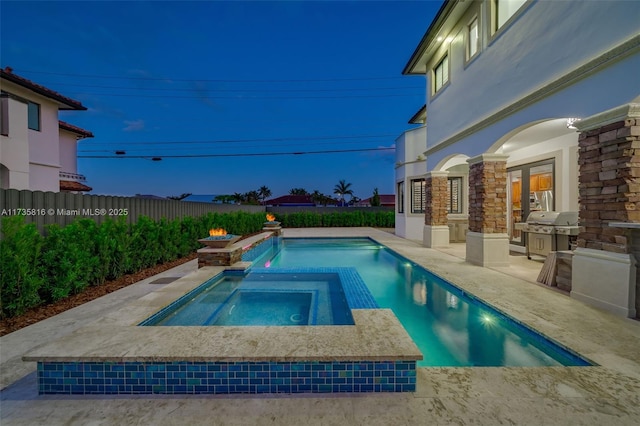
[
  {"x1": 0, "y1": 216, "x2": 44, "y2": 318},
  {"x1": 41, "y1": 220, "x2": 100, "y2": 302}
]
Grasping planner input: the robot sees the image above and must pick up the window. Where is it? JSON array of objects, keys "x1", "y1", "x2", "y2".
[
  {"x1": 447, "y1": 177, "x2": 463, "y2": 214},
  {"x1": 494, "y1": 0, "x2": 527, "y2": 31},
  {"x1": 28, "y1": 101, "x2": 40, "y2": 131},
  {"x1": 397, "y1": 181, "x2": 405, "y2": 213},
  {"x1": 433, "y1": 54, "x2": 449, "y2": 93},
  {"x1": 411, "y1": 179, "x2": 426, "y2": 214},
  {"x1": 0, "y1": 95, "x2": 8, "y2": 136},
  {"x1": 467, "y1": 17, "x2": 479, "y2": 59}
]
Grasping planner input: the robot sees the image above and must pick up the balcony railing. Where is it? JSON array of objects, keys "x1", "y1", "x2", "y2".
[{"x1": 59, "y1": 171, "x2": 87, "y2": 182}]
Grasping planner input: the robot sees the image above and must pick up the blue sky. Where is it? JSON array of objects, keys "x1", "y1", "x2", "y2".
[{"x1": 1, "y1": 1, "x2": 439, "y2": 200}]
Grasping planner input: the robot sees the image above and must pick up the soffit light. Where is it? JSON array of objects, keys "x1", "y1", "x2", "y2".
[{"x1": 566, "y1": 118, "x2": 581, "y2": 130}]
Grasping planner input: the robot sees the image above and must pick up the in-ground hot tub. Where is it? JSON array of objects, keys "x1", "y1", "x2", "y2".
[
  {"x1": 139, "y1": 271, "x2": 355, "y2": 326},
  {"x1": 24, "y1": 265, "x2": 422, "y2": 395}
]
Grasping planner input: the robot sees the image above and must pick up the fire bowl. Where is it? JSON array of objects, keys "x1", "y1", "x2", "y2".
[
  {"x1": 198, "y1": 235, "x2": 241, "y2": 248},
  {"x1": 263, "y1": 221, "x2": 281, "y2": 228}
]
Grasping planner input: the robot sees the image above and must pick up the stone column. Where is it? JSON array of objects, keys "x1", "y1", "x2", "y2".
[
  {"x1": 571, "y1": 103, "x2": 639, "y2": 318},
  {"x1": 423, "y1": 171, "x2": 449, "y2": 247},
  {"x1": 465, "y1": 154, "x2": 510, "y2": 267}
]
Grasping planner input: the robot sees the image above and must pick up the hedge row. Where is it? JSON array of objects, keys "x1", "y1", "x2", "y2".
[
  {"x1": 0, "y1": 210, "x2": 395, "y2": 319},
  {"x1": 276, "y1": 211, "x2": 395, "y2": 228},
  {"x1": 0, "y1": 211, "x2": 266, "y2": 318}
]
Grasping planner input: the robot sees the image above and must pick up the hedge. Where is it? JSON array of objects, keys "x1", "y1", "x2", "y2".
[{"x1": 0, "y1": 210, "x2": 394, "y2": 318}]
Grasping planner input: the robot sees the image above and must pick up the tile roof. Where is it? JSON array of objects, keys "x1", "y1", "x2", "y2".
[
  {"x1": 59, "y1": 120, "x2": 94, "y2": 138},
  {"x1": 1, "y1": 67, "x2": 86, "y2": 110},
  {"x1": 59, "y1": 180, "x2": 92, "y2": 192},
  {"x1": 265, "y1": 194, "x2": 316, "y2": 205}
]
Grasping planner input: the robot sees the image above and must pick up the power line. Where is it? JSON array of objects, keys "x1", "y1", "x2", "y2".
[
  {"x1": 72, "y1": 92, "x2": 416, "y2": 100},
  {"x1": 78, "y1": 147, "x2": 395, "y2": 159},
  {"x1": 14, "y1": 69, "x2": 409, "y2": 83},
  {"x1": 34, "y1": 81, "x2": 424, "y2": 93},
  {"x1": 81, "y1": 134, "x2": 396, "y2": 146}
]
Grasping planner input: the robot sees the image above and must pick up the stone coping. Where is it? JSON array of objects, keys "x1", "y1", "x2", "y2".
[
  {"x1": 23, "y1": 265, "x2": 422, "y2": 364},
  {"x1": 197, "y1": 232, "x2": 274, "y2": 254}
]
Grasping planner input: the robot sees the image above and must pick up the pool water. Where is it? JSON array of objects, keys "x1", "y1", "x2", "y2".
[
  {"x1": 256, "y1": 238, "x2": 591, "y2": 367},
  {"x1": 141, "y1": 272, "x2": 355, "y2": 326}
]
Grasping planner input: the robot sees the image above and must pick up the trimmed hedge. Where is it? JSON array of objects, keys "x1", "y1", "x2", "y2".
[
  {"x1": 276, "y1": 211, "x2": 394, "y2": 228},
  {"x1": 0, "y1": 210, "x2": 394, "y2": 318}
]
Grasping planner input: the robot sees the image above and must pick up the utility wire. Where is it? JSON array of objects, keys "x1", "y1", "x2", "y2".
[
  {"x1": 81, "y1": 134, "x2": 396, "y2": 146},
  {"x1": 34, "y1": 82, "x2": 424, "y2": 93},
  {"x1": 69, "y1": 92, "x2": 416, "y2": 100},
  {"x1": 14, "y1": 69, "x2": 410, "y2": 83},
  {"x1": 78, "y1": 147, "x2": 395, "y2": 158}
]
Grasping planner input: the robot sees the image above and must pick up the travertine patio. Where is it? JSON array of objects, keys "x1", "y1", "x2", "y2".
[{"x1": 1, "y1": 228, "x2": 639, "y2": 425}]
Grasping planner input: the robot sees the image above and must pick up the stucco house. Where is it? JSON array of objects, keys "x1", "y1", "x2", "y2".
[
  {"x1": 396, "y1": 0, "x2": 640, "y2": 317},
  {"x1": 0, "y1": 67, "x2": 93, "y2": 192}
]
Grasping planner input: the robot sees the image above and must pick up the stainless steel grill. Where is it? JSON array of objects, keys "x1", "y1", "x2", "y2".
[{"x1": 517, "y1": 211, "x2": 579, "y2": 259}]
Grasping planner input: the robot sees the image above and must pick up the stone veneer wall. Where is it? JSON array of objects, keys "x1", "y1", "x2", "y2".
[
  {"x1": 424, "y1": 175, "x2": 448, "y2": 226},
  {"x1": 467, "y1": 160, "x2": 507, "y2": 233},
  {"x1": 577, "y1": 119, "x2": 640, "y2": 253}
]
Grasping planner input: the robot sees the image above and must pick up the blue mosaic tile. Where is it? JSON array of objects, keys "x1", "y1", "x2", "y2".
[
  {"x1": 242, "y1": 236, "x2": 280, "y2": 262},
  {"x1": 36, "y1": 360, "x2": 416, "y2": 395}
]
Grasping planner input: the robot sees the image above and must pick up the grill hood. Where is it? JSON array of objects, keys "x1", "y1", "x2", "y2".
[{"x1": 525, "y1": 211, "x2": 578, "y2": 226}]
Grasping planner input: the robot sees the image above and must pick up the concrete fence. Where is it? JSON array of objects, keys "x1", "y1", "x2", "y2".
[{"x1": 0, "y1": 189, "x2": 265, "y2": 232}]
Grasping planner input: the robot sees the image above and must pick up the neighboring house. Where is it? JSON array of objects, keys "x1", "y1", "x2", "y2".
[
  {"x1": 399, "y1": 0, "x2": 640, "y2": 317},
  {"x1": 265, "y1": 194, "x2": 317, "y2": 207},
  {"x1": 0, "y1": 67, "x2": 92, "y2": 192},
  {"x1": 355, "y1": 194, "x2": 396, "y2": 208},
  {"x1": 182, "y1": 194, "x2": 219, "y2": 203}
]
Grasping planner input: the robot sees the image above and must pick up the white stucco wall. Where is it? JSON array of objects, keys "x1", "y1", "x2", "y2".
[
  {"x1": 1, "y1": 80, "x2": 62, "y2": 191},
  {"x1": 426, "y1": 0, "x2": 640, "y2": 148},
  {"x1": 0, "y1": 97, "x2": 29, "y2": 190},
  {"x1": 395, "y1": 126, "x2": 427, "y2": 239},
  {"x1": 59, "y1": 129, "x2": 78, "y2": 174}
]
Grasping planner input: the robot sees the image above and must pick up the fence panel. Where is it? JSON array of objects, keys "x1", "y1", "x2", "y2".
[{"x1": 0, "y1": 189, "x2": 265, "y2": 233}]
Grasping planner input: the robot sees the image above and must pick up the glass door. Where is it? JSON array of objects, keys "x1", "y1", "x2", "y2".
[
  {"x1": 508, "y1": 170, "x2": 523, "y2": 244},
  {"x1": 507, "y1": 159, "x2": 555, "y2": 246}
]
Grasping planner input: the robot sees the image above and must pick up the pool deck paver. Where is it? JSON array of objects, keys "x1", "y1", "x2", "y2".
[{"x1": 2, "y1": 227, "x2": 640, "y2": 425}]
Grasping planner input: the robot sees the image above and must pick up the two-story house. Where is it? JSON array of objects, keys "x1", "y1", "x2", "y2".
[
  {"x1": 399, "y1": 0, "x2": 640, "y2": 317},
  {"x1": 0, "y1": 67, "x2": 93, "y2": 192}
]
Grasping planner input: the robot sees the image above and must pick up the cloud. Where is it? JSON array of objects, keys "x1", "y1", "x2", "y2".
[{"x1": 123, "y1": 119, "x2": 145, "y2": 132}]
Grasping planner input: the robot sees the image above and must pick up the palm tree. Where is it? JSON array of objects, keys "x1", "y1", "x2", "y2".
[
  {"x1": 258, "y1": 186, "x2": 272, "y2": 205},
  {"x1": 232, "y1": 192, "x2": 244, "y2": 204},
  {"x1": 289, "y1": 188, "x2": 309, "y2": 195},
  {"x1": 244, "y1": 190, "x2": 260, "y2": 205},
  {"x1": 167, "y1": 192, "x2": 192, "y2": 201},
  {"x1": 370, "y1": 188, "x2": 381, "y2": 206},
  {"x1": 333, "y1": 179, "x2": 353, "y2": 206}
]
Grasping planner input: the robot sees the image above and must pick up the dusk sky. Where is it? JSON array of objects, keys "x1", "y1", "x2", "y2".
[{"x1": 1, "y1": 1, "x2": 439, "y2": 200}]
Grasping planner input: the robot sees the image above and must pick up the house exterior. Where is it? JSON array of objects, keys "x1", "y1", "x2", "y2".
[
  {"x1": 354, "y1": 194, "x2": 395, "y2": 208},
  {"x1": 265, "y1": 195, "x2": 317, "y2": 207},
  {"x1": 399, "y1": 0, "x2": 640, "y2": 317},
  {"x1": 0, "y1": 67, "x2": 92, "y2": 192}
]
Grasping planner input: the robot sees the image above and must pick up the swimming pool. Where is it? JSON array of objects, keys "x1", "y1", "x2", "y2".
[
  {"x1": 253, "y1": 237, "x2": 591, "y2": 367},
  {"x1": 140, "y1": 271, "x2": 358, "y2": 326}
]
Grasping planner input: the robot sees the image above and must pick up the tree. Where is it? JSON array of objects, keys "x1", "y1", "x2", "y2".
[
  {"x1": 333, "y1": 179, "x2": 353, "y2": 206},
  {"x1": 213, "y1": 194, "x2": 235, "y2": 204},
  {"x1": 370, "y1": 188, "x2": 381, "y2": 207},
  {"x1": 258, "y1": 186, "x2": 272, "y2": 205},
  {"x1": 289, "y1": 188, "x2": 309, "y2": 195},
  {"x1": 167, "y1": 193, "x2": 192, "y2": 201},
  {"x1": 232, "y1": 192, "x2": 245, "y2": 204},
  {"x1": 243, "y1": 190, "x2": 260, "y2": 205}
]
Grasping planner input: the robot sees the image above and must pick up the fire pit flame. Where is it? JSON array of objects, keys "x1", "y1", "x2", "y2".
[
  {"x1": 209, "y1": 228, "x2": 227, "y2": 237},
  {"x1": 266, "y1": 213, "x2": 276, "y2": 222}
]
